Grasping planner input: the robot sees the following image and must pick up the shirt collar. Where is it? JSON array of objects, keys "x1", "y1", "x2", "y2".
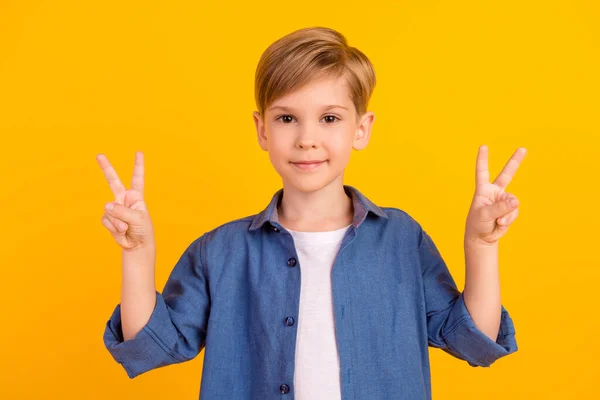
[{"x1": 249, "y1": 185, "x2": 388, "y2": 231}]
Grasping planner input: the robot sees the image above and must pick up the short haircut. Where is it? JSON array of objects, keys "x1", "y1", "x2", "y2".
[{"x1": 254, "y1": 26, "x2": 376, "y2": 121}]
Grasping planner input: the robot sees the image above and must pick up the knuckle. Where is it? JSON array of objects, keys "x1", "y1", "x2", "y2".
[
  {"x1": 111, "y1": 205, "x2": 122, "y2": 217},
  {"x1": 138, "y1": 211, "x2": 148, "y2": 223},
  {"x1": 104, "y1": 213, "x2": 116, "y2": 223},
  {"x1": 102, "y1": 218, "x2": 116, "y2": 233},
  {"x1": 106, "y1": 214, "x2": 126, "y2": 231}
]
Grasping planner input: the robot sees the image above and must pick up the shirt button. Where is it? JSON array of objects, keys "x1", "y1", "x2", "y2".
[
  {"x1": 272, "y1": 226, "x2": 279, "y2": 232},
  {"x1": 287, "y1": 257, "x2": 297, "y2": 267},
  {"x1": 284, "y1": 316, "x2": 295, "y2": 326},
  {"x1": 280, "y1": 384, "x2": 290, "y2": 394}
]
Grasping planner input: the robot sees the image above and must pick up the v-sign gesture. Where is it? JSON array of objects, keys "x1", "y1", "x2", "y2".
[
  {"x1": 465, "y1": 145, "x2": 527, "y2": 246},
  {"x1": 96, "y1": 151, "x2": 155, "y2": 251}
]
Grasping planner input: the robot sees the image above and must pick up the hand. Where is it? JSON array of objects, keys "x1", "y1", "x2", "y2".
[
  {"x1": 464, "y1": 145, "x2": 527, "y2": 246},
  {"x1": 96, "y1": 151, "x2": 155, "y2": 251}
]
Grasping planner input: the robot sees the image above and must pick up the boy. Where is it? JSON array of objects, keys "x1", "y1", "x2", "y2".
[{"x1": 99, "y1": 26, "x2": 524, "y2": 400}]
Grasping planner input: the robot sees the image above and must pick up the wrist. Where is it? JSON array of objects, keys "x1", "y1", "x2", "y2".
[
  {"x1": 464, "y1": 235, "x2": 499, "y2": 249},
  {"x1": 122, "y1": 244, "x2": 156, "y2": 268}
]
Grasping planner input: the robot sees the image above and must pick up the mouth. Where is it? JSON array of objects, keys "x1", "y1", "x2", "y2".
[{"x1": 290, "y1": 160, "x2": 327, "y2": 171}]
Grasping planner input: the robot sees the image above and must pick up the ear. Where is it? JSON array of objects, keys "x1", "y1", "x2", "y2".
[
  {"x1": 253, "y1": 111, "x2": 268, "y2": 151},
  {"x1": 352, "y1": 111, "x2": 375, "y2": 151}
]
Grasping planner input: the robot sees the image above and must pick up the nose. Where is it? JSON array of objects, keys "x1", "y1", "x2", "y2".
[{"x1": 295, "y1": 124, "x2": 318, "y2": 149}]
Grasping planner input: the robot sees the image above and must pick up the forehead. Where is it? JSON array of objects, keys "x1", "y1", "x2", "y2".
[{"x1": 268, "y1": 75, "x2": 352, "y2": 112}]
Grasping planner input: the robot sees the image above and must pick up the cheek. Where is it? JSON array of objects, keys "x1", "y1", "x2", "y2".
[
  {"x1": 269, "y1": 137, "x2": 291, "y2": 158},
  {"x1": 264, "y1": 127, "x2": 284, "y2": 149},
  {"x1": 266, "y1": 133, "x2": 293, "y2": 166},
  {"x1": 328, "y1": 129, "x2": 355, "y2": 153}
]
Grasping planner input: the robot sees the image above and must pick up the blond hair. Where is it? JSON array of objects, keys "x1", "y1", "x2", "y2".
[{"x1": 254, "y1": 27, "x2": 376, "y2": 121}]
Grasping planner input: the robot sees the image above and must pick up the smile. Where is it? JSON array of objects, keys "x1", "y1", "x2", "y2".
[{"x1": 290, "y1": 160, "x2": 326, "y2": 171}]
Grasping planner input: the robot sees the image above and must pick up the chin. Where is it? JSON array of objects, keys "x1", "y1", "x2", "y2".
[{"x1": 282, "y1": 174, "x2": 341, "y2": 194}]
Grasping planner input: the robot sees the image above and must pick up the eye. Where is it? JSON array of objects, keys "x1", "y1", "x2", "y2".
[
  {"x1": 274, "y1": 114, "x2": 341, "y2": 124},
  {"x1": 275, "y1": 115, "x2": 295, "y2": 124},
  {"x1": 322, "y1": 115, "x2": 340, "y2": 124}
]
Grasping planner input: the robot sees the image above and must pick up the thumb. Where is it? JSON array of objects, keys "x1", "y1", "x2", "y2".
[
  {"x1": 105, "y1": 202, "x2": 141, "y2": 225},
  {"x1": 124, "y1": 189, "x2": 145, "y2": 209},
  {"x1": 487, "y1": 193, "x2": 519, "y2": 219}
]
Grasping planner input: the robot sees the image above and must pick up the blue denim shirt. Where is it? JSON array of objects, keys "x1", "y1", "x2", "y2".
[{"x1": 103, "y1": 185, "x2": 518, "y2": 399}]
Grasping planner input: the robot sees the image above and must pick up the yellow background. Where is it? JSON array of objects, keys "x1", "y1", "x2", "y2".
[{"x1": 1, "y1": 0, "x2": 599, "y2": 398}]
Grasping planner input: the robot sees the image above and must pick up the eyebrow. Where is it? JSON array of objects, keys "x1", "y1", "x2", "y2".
[{"x1": 267, "y1": 105, "x2": 349, "y2": 112}]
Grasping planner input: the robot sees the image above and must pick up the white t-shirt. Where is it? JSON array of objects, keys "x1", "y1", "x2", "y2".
[{"x1": 287, "y1": 224, "x2": 352, "y2": 400}]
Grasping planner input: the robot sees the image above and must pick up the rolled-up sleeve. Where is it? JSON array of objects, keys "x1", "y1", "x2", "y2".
[
  {"x1": 103, "y1": 236, "x2": 211, "y2": 378},
  {"x1": 418, "y1": 228, "x2": 518, "y2": 367}
]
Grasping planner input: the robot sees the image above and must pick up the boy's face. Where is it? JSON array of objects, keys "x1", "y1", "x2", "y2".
[{"x1": 253, "y1": 75, "x2": 375, "y2": 193}]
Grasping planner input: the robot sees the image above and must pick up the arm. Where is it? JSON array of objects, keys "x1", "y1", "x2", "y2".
[
  {"x1": 461, "y1": 145, "x2": 526, "y2": 348},
  {"x1": 97, "y1": 151, "x2": 157, "y2": 341},
  {"x1": 97, "y1": 152, "x2": 211, "y2": 378},
  {"x1": 120, "y1": 246, "x2": 157, "y2": 341},
  {"x1": 419, "y1": 228, "x2": 517, "y2": 367},
  {"x1": 462, "y1": 240, "x2": 501, "y2": 342},
  {"x1": 104, "y1": 237, "x2": 211, "y2": 379},
  {"x1": 421, "y1": 145, "x2": 526, "y2": 367}
]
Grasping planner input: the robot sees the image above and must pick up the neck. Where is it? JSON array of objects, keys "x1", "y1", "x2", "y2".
[{"x1": 277, "y1": 180, "x2": 353, "y2": 232}]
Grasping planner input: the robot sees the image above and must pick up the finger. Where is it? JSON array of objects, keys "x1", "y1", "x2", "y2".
[
  {"x1": 101, "y1": 215, "x2": 130, "y2": 249},
  {"x1": 492, "y1": 147, "x2": 527, "y2": 190},
  {"x1": 101, "y1": 215, "x2": 117, "y2": 234},
  {"x1": 497, "y1": 207, "x2": 519, "y2": 226},
  {"x1": 486, "y1": 193, "x2": 519, "y2": 220},
  {"x1": 104, "y1": 212, "x2": 129, "y2": 233},
  {"x1": 96, "y1": 154, "x2": 127, "y2": 199},
  {"x1": 105, "y1": 202, "x2": 139, "y2": 225},
  {"x1": 101, "y1": 214, "x2": 123, "y2": 235},
  {"x1": 131, "y1": 151, "x2": 145, "y2": 195},
  {"x1": 475, "y1": 145, "x2": 490, "y2": 188}
]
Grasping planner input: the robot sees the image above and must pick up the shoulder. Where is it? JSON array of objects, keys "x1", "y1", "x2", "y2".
[
  {"x1": 374, "y1": 206, "x2": 435, "y2": 252},
  {"x1": 203, "y1": 214, "x2": 256, "y2": 238},
  {"x1": 380, "y1": 206, "x2": 424, "y2": 233},
  {"x1": 376, "y1": 207, "x2": 442, "y2": 269},
  {"x1": 177, "y1": 214, "x2": 257, "y2": 270},
  {"x1": 188, "y1": 213, "x2": 257, "y2": 251}
]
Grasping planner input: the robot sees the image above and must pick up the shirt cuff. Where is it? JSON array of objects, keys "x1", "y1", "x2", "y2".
[
  {"x1": 103, "y1": 290, "x2": 185, "y2": 378},
  {"x1": 441, "y1": 292, "x2": 518, "y2": 367}
]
